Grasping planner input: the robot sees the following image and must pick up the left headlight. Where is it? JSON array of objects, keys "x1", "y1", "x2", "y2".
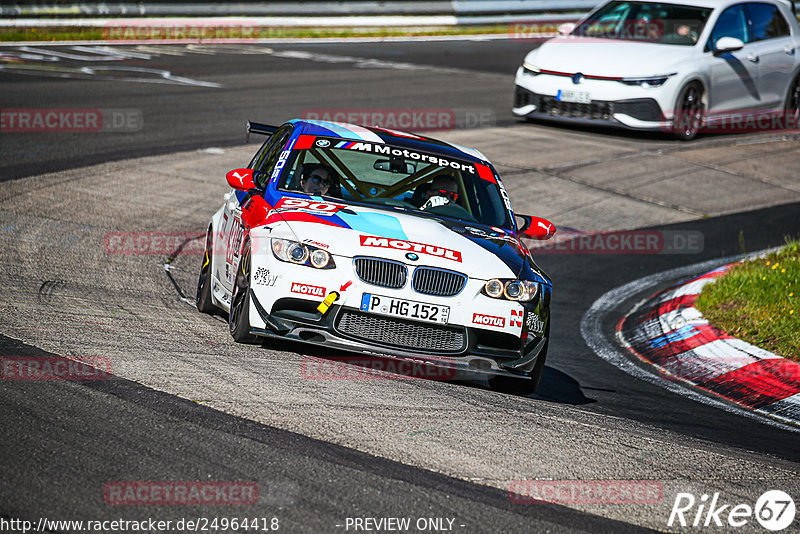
[
  {"x1": 483, "y1": 279, "x2": 538, "y2": 302},
  {"x1": 271, "y1": 238, "x2": 335, "y2": 269},
  {"x1": 620, "y1": 73, "x2": 675, "y2": 88}
]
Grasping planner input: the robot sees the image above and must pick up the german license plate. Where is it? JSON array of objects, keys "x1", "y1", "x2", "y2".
[
  {"x1": 360, "y1": 293, "x2": 449, "y2": 324},
  {"x1": 556, "y1": 89, "x2": 591, "y2": 104}
]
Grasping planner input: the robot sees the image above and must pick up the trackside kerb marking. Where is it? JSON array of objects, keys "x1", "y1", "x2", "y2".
[
  {"x1": 617, "y1": 263, "x2": 800, "y2": 425},
  {"x1": 581, "y1": 248, "x2": 799, "y2": 432}
]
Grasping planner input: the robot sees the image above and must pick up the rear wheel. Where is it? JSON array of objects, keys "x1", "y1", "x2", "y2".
[
  {"x1": 672, "y1": 82, "x2": 705, "y2": 141},
  {"x1": 229, "y1": 240, "x2": 259, "y2": 344},
  {"x1": 196, "y1": 227, "x2": 217, "y2": 314},
  {"x1": 489, "y1": 333, "x2": 549, "y2": 396}
]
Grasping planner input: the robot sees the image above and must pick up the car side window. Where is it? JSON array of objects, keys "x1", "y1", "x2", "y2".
[
  {"x1": 710, "y1": 4, "x2": 749, "y2": 48},
  {"x1": 250, "y1": 125, "x2": 293, "y2": 188},
  {"x1": 746, "y1": 3, "x2": 791, "y2": 41}
]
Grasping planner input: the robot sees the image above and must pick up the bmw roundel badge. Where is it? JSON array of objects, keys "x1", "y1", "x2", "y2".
[
  {"x1": 405, "y1": 253, "x2": 419, "y2": 261},
  {"x1": 315, "y1": 139, "x2": 331, "y2": 147},
  {"x1": 572, "y1": 72, "x2": 585, "y2": 85}
]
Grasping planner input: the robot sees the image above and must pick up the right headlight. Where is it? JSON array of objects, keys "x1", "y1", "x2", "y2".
[
  {"x1": 483, "y1": 279, "x2": 538, "y2": 302},
  {"x1": 522, "y1": 62, "x2": 541, "y2": 76}
]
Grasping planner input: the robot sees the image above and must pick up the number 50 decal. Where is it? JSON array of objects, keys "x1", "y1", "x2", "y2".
[{"x1": 275, "y1": 198, "x2": 346, "y2": 214}]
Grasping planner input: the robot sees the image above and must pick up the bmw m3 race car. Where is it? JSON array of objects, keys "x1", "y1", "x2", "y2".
[{"x1": 196, "y1": 119, "x2": 556, "y2": 394}]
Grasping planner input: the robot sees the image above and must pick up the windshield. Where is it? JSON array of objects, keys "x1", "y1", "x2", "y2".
[
  {"x1": 277, "y1": 139, "x2": 511, "y2": 229},
  {"x1": 574, "y1": 1, "x2": 712, "y2": 45}
]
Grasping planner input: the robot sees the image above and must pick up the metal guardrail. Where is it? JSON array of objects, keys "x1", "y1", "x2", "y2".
[{"x1": 0, "y1": 1, "x2": 600, "y2": 17}]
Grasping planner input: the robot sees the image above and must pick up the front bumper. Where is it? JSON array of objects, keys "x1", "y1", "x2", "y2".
[
  {"x1": 249, "y1": 292, "x2": 549, "y2": 379},
  {"x1": 512, "y1": 85, "x2": 668, "y2": 131}
]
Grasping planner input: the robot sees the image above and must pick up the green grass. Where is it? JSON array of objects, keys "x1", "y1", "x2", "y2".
[
  {"x1": 696, "y1": 238, "x2": 800, "y2": 361},
  {"x1": 0, "y1": 24, "x2": 513, "y2": 43}
]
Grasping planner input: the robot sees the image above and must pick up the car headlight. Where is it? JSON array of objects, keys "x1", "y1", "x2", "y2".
[
  {"x1": 310, "y1": 248, "x2": 331, "y2": 269},
  {"x1": 484, "y1": 279, "x2": 538, "y2": 302},
  {"x1": 522, "y1": 62, "x2": 540, "y2": 76},
  {"x1": 485, "y1": 279, "x2": 504, "y2": 298},
  {"x1": 271, "y1": 238, "x2": 334, "y2": 269},
  {"x1": 620, "y1": 73, "x2": 675, "y2": 88}
]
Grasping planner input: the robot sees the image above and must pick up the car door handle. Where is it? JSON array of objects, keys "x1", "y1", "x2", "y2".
[
  {"x1": 785, "y1": 46, "x2": 796, "y2": 56},
  {"x1": 746, "y1": 53, "x2": 759, "y2": 63}
]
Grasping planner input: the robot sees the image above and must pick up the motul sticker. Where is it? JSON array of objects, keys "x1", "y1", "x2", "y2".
[
  {"x1": 473, "y1": 313, "x2": 505, "y2": 328},
  {"x1": 291, "y1": 282, "x2": 326, "y2": 297},
  {"x1": 359, "y1": 235, "x2": 462, "y2": 262}
]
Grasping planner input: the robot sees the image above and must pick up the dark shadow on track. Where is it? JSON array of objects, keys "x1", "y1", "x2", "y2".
[
  {"x1": 532, "y1": 366, "x2": 596, "y2": 405},
  {"x1": 0, "y1": 334, "x2": 655, "y2": 534}
]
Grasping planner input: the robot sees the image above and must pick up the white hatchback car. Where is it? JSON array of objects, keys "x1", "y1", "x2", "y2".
[{"x1": 512, "y1": 0, "x2": 800, "y2": 139}]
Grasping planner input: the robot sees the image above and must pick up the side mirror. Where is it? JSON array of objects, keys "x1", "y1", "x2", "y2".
[
  {"x1": 517, "y1": 214, "x2": 556, "y2": 240},
  {"x1": 713, "y1": 36, "x2": 744, "y2": 55},
  {"x1": 226, "y1": 168, "x2": 256, "y2": 191},
  {"x1": 558, "y1": 22, "x2": 576, "y2": 36}
]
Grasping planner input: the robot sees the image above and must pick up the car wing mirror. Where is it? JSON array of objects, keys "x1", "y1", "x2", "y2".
[
  {"x1": 516, "y1": 214, "x2": 556, "y2": 240},
  {"x1": 226, "y1": 168, "x2": 258, "y2": 191},
  {"x1": 558, "y1": 22, "x2": 576, "y2": 36},
  {"x1": 713, "y1": 36, "x2": 744, "y2": 55}
]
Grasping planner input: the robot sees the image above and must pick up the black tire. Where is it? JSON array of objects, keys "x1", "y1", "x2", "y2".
[
  {"x1": 489, "y1": 335, "x2": 549, "y2": 396},
  {"x1": 672, "y1": 82, "x2": 705, "y2": 141},
  {"x1": 229, "y1": 240, "x2": 259, "y2": 344},
  {"x1": 196, "y1": 227, "x2": 217, "y2": 314},
  {"x1": 785, "y1": 74, "x2": 800, "y2": 126}
]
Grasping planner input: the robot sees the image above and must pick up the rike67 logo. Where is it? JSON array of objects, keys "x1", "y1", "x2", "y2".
[{"x1": 668, "y1": 490, "x2": 795, "y2": 531}]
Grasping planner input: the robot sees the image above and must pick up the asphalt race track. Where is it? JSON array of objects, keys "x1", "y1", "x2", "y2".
[{"x1": 2, "y1": 40, "x2": 800, "y2": 533}]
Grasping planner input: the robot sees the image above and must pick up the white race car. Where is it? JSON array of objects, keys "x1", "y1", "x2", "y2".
[
  {"x1": 196, "y1": 119, "x2": 556, "y2": 394},
  {"x1": 513, "y1": 0, "x2": 800, "y2": 139}
]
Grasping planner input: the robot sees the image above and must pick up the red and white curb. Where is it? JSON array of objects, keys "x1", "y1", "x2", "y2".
[{"x1": 617, "y1": 264, "x2": 800, "y2": 427}]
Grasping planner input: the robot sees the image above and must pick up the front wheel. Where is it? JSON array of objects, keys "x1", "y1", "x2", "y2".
[
  {"x1": 785, "y1": 74, "x2": 800, "y2": 126},
  {"x1": 489, "y1": 335, "x2": 549, "y2": 396},
  {"x1": 229, "y1": 240, "x2": 259, "y2": 344},
  {"x1": 196, "y1": 227, "x2": 217, "y2": 314},
  {"x1": 672, "y1": 82, "x2": 705, "y2": 141}
]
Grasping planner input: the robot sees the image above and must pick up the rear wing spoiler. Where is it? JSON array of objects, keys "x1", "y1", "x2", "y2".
[{"x1": 246, "y1": 121, "x2": 279, "y2": 143}]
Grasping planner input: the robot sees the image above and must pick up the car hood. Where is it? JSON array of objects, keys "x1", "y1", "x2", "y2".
[
  {"x1": 261, "y1": 203, "x2": 550, "y2": 284},
  {"x1": 528, "y1": 37, "x2": 696, "y2": 78}
]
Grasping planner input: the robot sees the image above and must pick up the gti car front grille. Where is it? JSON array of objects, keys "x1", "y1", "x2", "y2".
[
  {"x1": 354, "y1": 257, "x2": 407, "y2": 289},
  {"x1": 412, "y1": 267, "x2": 467, "y2": 297},
  {"x1": 539, "y1": 96, "x2": 613, "y2": 121},
  {"x1": 336, "y1": 310, "x2": 466, "y2": 353}
]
